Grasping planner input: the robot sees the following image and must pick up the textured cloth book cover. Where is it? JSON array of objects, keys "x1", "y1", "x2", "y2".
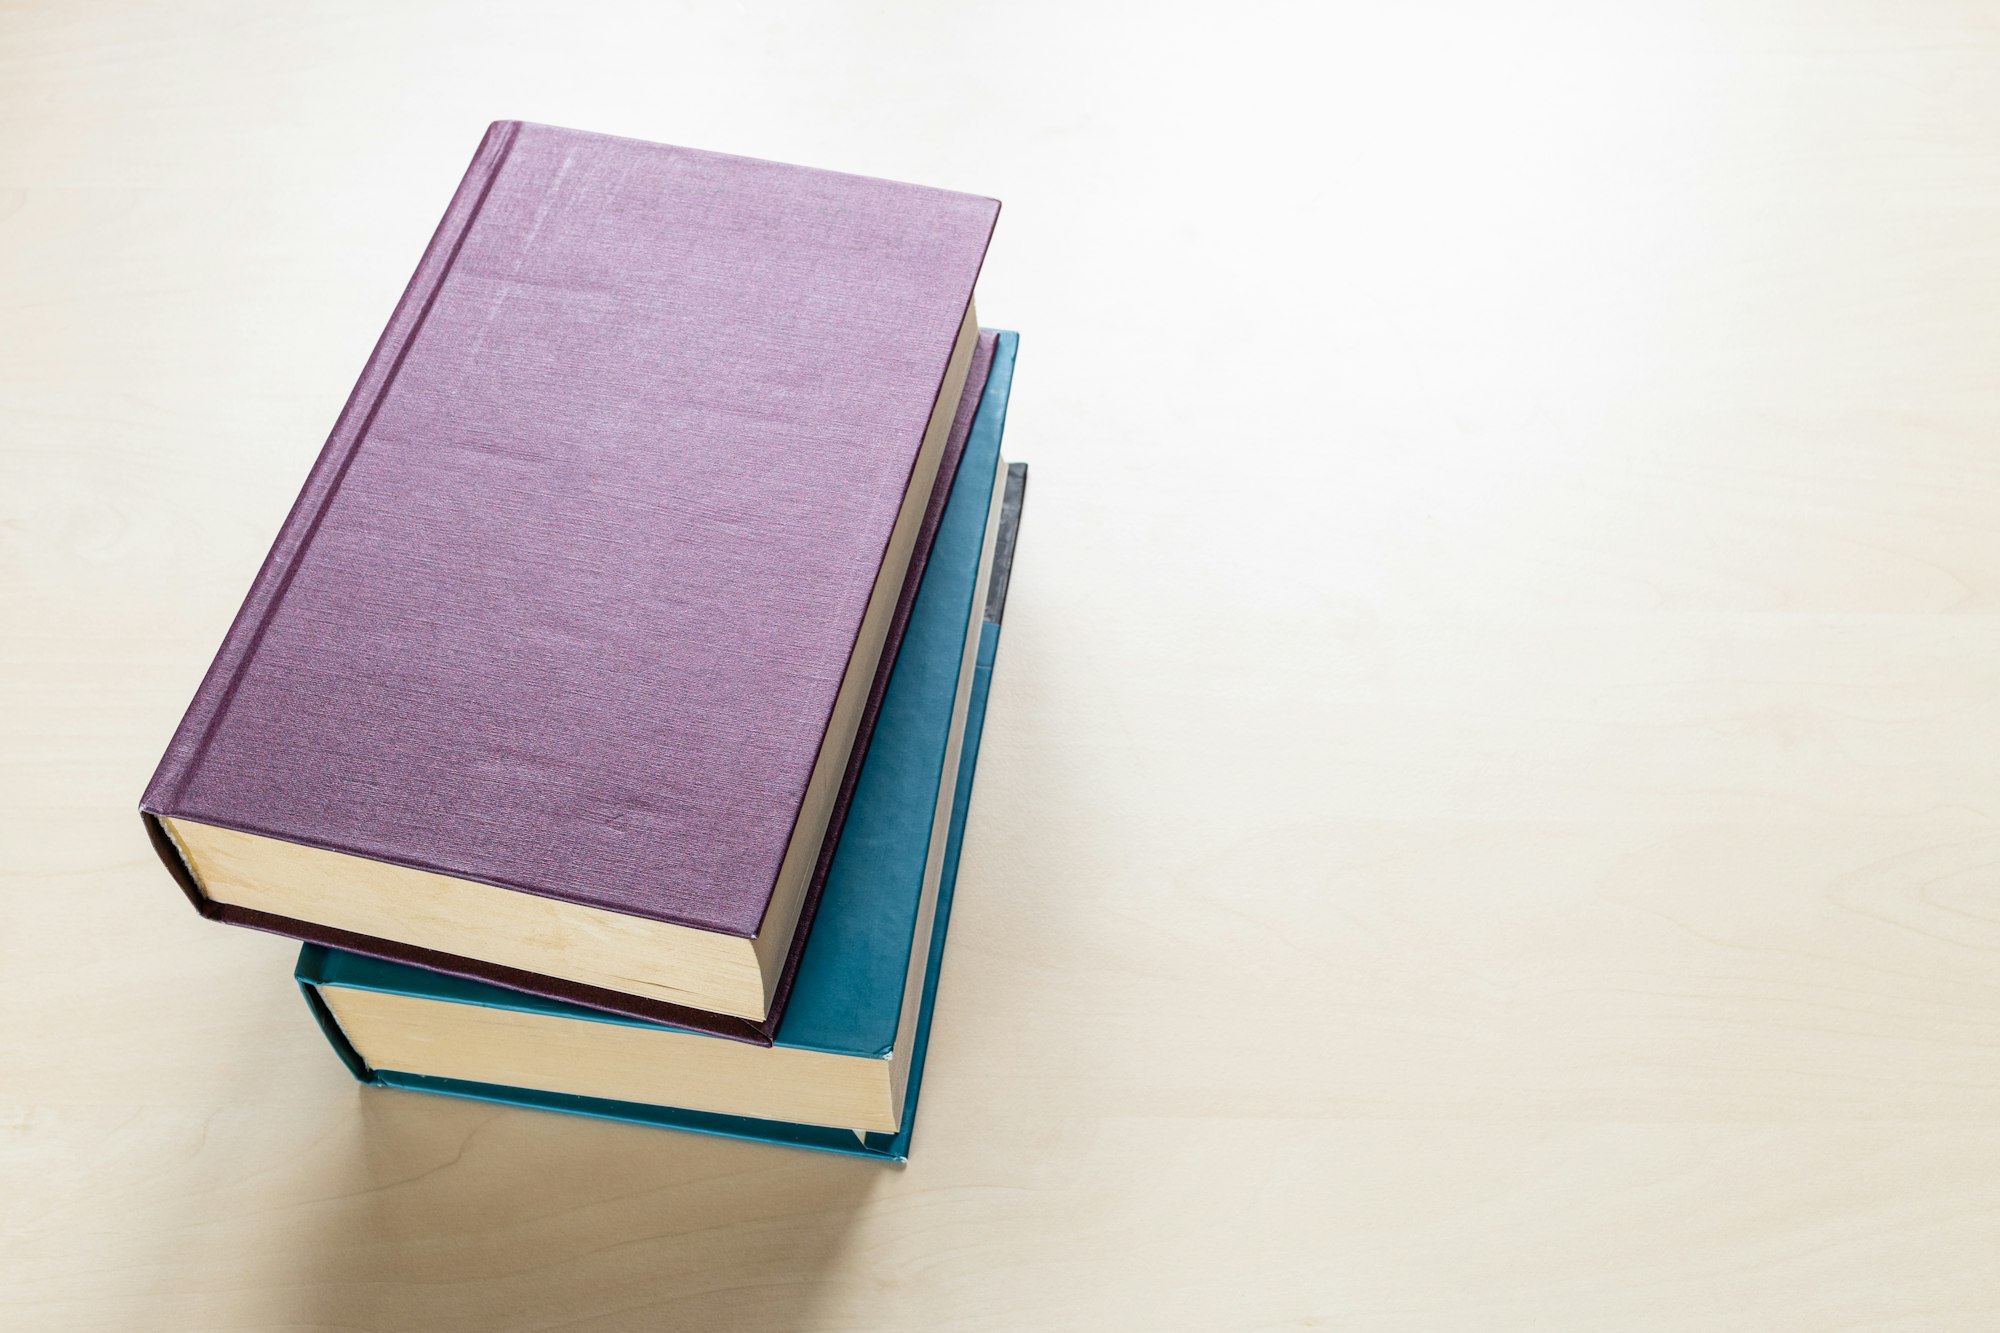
[
  {"x1": 299, "y1": 336, "x2": 1026, "y2": 1161},
  {"x1": 140, "y1": 121, "x2": 999, "y2": 1041}
]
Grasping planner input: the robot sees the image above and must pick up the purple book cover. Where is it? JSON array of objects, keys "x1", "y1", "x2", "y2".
[{"x1": 140, "y1": 121, "x2": 1000, "y2": 1044}]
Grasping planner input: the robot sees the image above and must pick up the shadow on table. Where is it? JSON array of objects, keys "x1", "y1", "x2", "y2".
[{"x1": 290, "y1": 1085, "x2": 886, "y2": 1332}]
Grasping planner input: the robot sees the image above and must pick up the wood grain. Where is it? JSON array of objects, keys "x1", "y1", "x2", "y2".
[{"x1": 9, "y1": 1, "x2": 2000, "y2": 1327}]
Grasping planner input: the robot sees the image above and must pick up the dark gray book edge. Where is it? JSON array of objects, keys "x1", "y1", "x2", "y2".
[{"x1": 984, "y1": 462, "x2": 1028, "y2": 627}]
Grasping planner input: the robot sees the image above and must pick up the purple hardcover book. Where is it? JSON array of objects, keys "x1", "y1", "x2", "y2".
[{"x1": 140, "y1": 121, "x2": 1000, "y2": 1044}]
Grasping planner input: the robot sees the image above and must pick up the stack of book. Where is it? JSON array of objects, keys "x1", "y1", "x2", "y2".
[{"x1": 139, "y1": 122, "x2": 1024, "y2": 1161}]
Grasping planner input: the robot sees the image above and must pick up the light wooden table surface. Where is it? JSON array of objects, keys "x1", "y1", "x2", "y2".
[{"x1": 10, "y1": 2, "x2": 2000, "y2": 1328}]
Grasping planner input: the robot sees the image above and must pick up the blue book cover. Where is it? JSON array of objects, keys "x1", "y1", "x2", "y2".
[{"x1": 295, "y1": 333, "x2": 1023, "y2": 1162}]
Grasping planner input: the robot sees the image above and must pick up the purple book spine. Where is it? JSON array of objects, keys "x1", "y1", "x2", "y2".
[{"x1": 144, "y1": 121, "x2": 522, "y2": 818}]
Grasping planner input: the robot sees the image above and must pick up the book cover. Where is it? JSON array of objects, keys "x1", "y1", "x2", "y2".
[
  {"x1": 140, "y1": 121, "x2": 1001, "y2": 1041},
  {"x1": 299, "y1": 339, "x2": 1027, "y2": 1161}
]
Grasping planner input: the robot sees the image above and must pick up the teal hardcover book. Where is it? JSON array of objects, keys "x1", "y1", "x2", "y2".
[{"x1": 295, "y1": 334, "x2": 1024, "y2": 1161}]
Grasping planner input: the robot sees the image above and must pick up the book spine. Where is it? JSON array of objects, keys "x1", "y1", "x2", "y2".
[
  {"x1": 294, "y1": 947, "x2": 376, "y2": 1083},
  {"x1": 141, "y1": 121, "x2": 521, "y2": 817}
]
